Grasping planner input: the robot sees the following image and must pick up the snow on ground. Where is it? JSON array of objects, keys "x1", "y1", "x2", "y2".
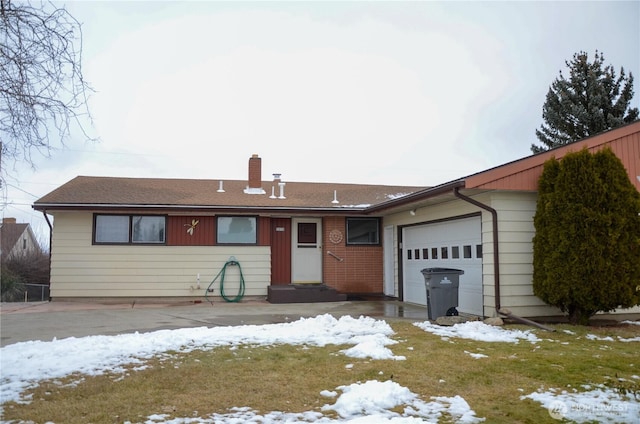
[
  {"x1": 414, "y1": 320, "x2": 640, "y2": 423},
  {"x1": 522, "y1": 386, "x2": 640, "y2": 423},
  {"x1": 1, "y1": 315, "x2": 639, "y2": 423},
  {"x1": 1, "y1": 314, "x2": 483, "y2": 423},
  {"x1": 413, "y1": 320, "x2": 540, "y2": 343}
]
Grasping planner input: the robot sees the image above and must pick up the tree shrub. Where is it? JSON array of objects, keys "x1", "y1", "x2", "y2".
[
  {"x1": 532, "y1": 147, "x2": 640, "y2": 324},
  {"x1": 1, "y1": 249, "x2": 50, "y2": 302}
]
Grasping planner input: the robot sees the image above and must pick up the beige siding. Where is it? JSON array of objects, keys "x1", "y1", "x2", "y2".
[
  {"x1": 50, "y1": 212, "x2": 271, "y2": 298},
  {"x1": 485, "y1": 192, "x2": 560, "y2": 317}
]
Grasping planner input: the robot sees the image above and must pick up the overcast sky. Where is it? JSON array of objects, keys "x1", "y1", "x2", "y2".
[{"x1": 3, "y1": 0, "x2": 639, "y2": 241}]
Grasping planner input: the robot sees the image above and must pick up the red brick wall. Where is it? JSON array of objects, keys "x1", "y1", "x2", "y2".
[{"x1": 322, "y1": 217, "x2": 383, "y2": 294}]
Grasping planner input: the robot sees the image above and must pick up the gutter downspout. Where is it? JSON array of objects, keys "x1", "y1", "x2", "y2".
[
  {"x1": 453, "y1": 188, "x2": 555, "y2": 331},
  {"x1": 42, "y1": 211, "x2": 53, "y2": 301},
  {"x1": 453, "y1": 187, "x2": 501, "y2": 314}
]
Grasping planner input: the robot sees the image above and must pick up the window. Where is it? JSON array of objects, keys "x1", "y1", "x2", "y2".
[
  {"x1": 422, "y1": 248, "x2": 429, "y2": 259},
  {"x1": 452, "y1": 246, "x2": 460, "y2": 259},
  {"x1": 414, "y1": 249, "x2": 420, "y2": 260},
  {"x1": 132, "y1": 216, "x2": 165, "y2": 243},
  {"x1": 217, "y1": 216, "x2": 257, "y2": 244},
  {"x1": 463, "y1": 245, "x2": 472, "y2": 259},
  {"x1": 94, "y1": 215, "x2": 165, "y2": 244},
  {"x1": 297, "y1": 223, "x2": 317, "y2": 245},
  {"x1": 441, "y1": 246, "x2": 448, "y2": 259},
  {"x1": 431, "y1": 247, "x2": 438, "y2": 259},
  {"x1": 346, "y1": 218, "x2": 380, "y2": 245},
  {"x1": 476, "y1": 244, "x2": 483, "y2": 259},
  {"x1": 407, "y1": 250, "x2": 412, "y2": 260}
]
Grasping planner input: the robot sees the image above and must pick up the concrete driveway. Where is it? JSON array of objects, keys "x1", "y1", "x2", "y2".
[{"x1": 0, "y1": 300, "x2": 430, "y2": 347}]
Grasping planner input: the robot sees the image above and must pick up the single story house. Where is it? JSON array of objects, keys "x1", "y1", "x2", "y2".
[{"x1": 34, "y1": 121, "x2": 640, "y2": 318}]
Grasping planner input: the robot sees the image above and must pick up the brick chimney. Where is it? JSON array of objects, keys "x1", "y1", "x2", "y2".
[
  {"x1": 248, "y1": 154, "x2": 262, "y2": 189},
  {"x1": 244, "y1": 154, "x2": 265, "y2": 194}
]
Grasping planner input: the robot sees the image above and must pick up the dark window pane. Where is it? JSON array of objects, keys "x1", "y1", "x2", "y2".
[
  {"x1": 298, "y1": 223, "x2": 317, "y2": 244},
  {"x1": 346, "y1": 218, "x2": 380, "y2": 245},
  {"x1": 463, "y1": 245, "x2": 472, "y2": 258},
  {"x1": 441, "y1": 247, "x2": 448, "y2": 259},
  {"x1": 414, "y1": 249, "x2": 420, "y2": 260},
  {"x1": 431, "y1": 247, "x2": 438, "y2": 259},
  {"x1": 476, "y1": 244, "x2": 483, "y2": 258},
  {"x1": 422, "y1": 248, "x2": 429, "y2": 259},
  {"x1": 452, "y1": 246, "x2": 460, "y2": 259}
]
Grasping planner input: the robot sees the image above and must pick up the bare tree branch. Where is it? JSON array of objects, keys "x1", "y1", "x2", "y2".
[{"x1": 0, "y1": 0, "x2": 95, "y2": 181}]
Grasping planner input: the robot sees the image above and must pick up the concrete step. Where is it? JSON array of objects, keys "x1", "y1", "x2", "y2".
[{"x1": 267, "y1": 284, "x2": 347, "y2": 303}]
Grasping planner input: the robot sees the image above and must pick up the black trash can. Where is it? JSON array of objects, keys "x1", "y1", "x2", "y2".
[{"x1": 420, "y1": 268, "x2": 464, "y2": 319}]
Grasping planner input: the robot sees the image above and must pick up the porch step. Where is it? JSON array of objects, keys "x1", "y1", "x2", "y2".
[{"x1": 267, "y1": 284, "x2": 347, "y2": 304}]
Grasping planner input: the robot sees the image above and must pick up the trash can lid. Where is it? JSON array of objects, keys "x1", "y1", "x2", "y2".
[{"x1": 420, "y1": 267, "x2": 465, "y2": 274}]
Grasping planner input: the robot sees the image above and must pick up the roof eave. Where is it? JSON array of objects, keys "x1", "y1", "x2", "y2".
[
  {"x1": 32, "y1": 203, "x2": 373, "y2": 215},
  {"x1": 363, "y1": 179, "x2": 466, "y2": 214}
]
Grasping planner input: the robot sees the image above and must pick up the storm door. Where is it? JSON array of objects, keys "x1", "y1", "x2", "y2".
[{"x1": 291, "y1": 218, "x2": 322, "y2": 284}]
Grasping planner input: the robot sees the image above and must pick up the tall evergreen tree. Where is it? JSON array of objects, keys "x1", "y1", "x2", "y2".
[
  {"x1": 531, "y1": 51, "x2": 639, "y2": 154},
  {"x1": 532, "y1": 148, "x2": 640, "y2": 325}
]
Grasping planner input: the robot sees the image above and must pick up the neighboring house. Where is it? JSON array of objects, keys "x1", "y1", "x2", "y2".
[
  {"x1": 0, "y1": 218, "x2": 41, "y2": 261},
  {"x1": 33, "y1": 122, "x2": 640, "y2": 318}
]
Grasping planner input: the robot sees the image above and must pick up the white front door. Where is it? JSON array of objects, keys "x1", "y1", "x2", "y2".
[
  {"x1": 383, "y1": 225, "x2": 395, "y2": 296},
  {"x1": 292, "y1": 218, "x2": 322, "y2": 284}
]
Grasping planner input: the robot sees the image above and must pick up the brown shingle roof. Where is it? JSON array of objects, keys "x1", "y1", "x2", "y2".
[
  {"x1": 33, "y1": 176, "x2": 425, "y2": 212},
  {"x1": 1, "y1": 222, "x2": 29, "y2": 254}
]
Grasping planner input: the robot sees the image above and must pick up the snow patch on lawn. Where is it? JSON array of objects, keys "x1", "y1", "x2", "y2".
[{"x1": 413, "y1": 321, "x2": 540, "y2": 344}]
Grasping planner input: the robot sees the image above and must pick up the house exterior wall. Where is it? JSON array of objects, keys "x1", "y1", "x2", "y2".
[
  {"x1": 322, "y1": 216, "x2": 383, "y2": 294},
  {"x1": 49, "y1": 212, "x2": 271, "y2": 299},
  {"x1": 382, "y1": 192, "x2": 557, "y2": 317},
  {"x1": 384, "y1": 191, "x2": 640, "y2": 318},
  {"x1": 484, "y1": 191, "x2": 561, "y2": 317}
]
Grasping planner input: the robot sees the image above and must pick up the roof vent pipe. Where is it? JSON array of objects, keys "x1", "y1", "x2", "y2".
[
  {"x1": 269, "y1": 186, "x2": 277, "y2": 199},
  {"x1": 217, "y1": 181, "x2": 225, "y2": 193},
  {"x1": 332, "y1": 190, "x2": 339, "y2": 204},
  {"x1": 278, "y1": 181, "x2": 286, "y2": 199},
  {"x1": 273, "y1": 173, "x2": 281, "y2": 182}
]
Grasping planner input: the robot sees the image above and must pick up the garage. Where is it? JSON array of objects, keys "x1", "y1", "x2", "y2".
[{"x1": 402, "y1": 214, "x2": 483, "y2": 316}]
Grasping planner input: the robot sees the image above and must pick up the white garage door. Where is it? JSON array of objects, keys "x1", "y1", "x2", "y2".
[{"x1": 402, "y1": 216, "x2": 483, "y2": 316}]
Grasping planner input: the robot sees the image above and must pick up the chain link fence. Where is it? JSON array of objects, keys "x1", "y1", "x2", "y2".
[{"x1": 23, "y1": 283, "x2": 50, "y2": 302}]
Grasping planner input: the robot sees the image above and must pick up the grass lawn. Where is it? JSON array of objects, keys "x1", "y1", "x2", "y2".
[{"x1": 1, "y1": 319, "x2": 639, "y2": 423}]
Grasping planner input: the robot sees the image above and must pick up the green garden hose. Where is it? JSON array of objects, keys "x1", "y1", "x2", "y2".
[{"x1": 205, "y1": 257, "x2": 246, "y2": 303}]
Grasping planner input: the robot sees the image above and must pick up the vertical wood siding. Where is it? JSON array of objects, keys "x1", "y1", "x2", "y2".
[
  {"x1": 167, "y1": 216, "x2": 215, "y2": 246},
  {"x1": 465, "y1": 122, "x2": 640, "y2": 192},
  {"x1": 270, "y1": 218, "x2": 292, "y2": 284}
]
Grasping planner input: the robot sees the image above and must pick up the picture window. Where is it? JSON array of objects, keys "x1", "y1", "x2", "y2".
[{"x1": 217, "y1": 216, "x2": 257, "y2": 244}]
